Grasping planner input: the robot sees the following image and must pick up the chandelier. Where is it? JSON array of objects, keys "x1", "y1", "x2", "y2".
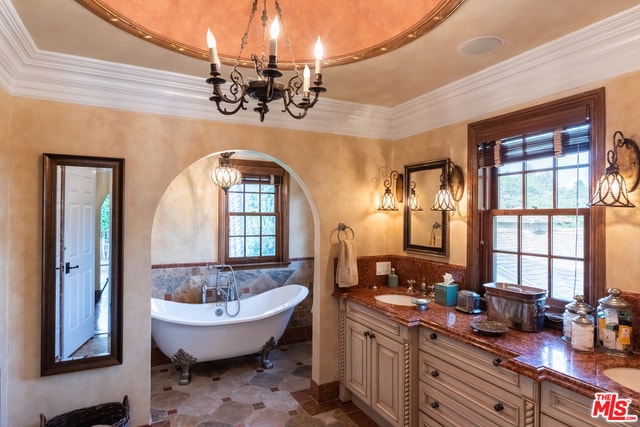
[
  {"x1": 210, "y1": 152, "x2": 242, "y2": 193},
  {"x1": 206, "y1": 0, "x2": 326, "y2": 122}
]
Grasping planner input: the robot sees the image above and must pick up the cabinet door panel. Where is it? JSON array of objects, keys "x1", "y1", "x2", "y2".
[
  {"x1": 345, "y1": 318, "x2": 369, "y2": 402},
  {"x1": 371, "y1": 332, "x2": 403, "y2": 424}
]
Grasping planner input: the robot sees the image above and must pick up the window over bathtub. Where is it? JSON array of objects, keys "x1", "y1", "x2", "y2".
[
  {"x1": 467, "y1": 89, "x2": 606, "y2": 312},
  {"x1": 218, "y1": 159, "x2": 290, "y2": 268}
]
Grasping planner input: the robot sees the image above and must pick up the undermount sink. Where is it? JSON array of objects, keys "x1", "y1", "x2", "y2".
[
  {"x1": 603, "y1": 368, "x2": 640, "y2": 393},
  {"x1": 374, "y1": 294, "x2": 416, "y2": 306}
]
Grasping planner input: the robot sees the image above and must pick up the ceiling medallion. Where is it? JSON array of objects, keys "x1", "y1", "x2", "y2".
[{"x1": 75, "y1": 0, "x2": 467, "y2": 69}]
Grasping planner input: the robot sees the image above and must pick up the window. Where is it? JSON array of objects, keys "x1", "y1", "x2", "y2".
[
  {"x1": 218, "y1": 160, "x2": 289, "y2": 268},
  {"x1": 467, "y1": 89, "x2": 606, "y2": 311}
]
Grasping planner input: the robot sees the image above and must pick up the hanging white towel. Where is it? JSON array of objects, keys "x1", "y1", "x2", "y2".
[{"x1": 336, "y1": 239, "x2": 358, "y2": 288}]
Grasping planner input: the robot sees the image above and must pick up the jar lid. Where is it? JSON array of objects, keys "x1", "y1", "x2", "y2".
[
  {"x1": 598, "y1": 288, "x2": 631, "y2": 309},
  {"x1": 573, "y1": 310, "x2": 594, "y2": 325},
  {"x1": 565, "y1": 295, "x2": 594, "y2": 314}
]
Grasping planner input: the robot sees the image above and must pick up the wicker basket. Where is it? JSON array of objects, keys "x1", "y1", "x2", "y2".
[{"x1": 39, "y1": 395, "x2": 129, "y2": 427}]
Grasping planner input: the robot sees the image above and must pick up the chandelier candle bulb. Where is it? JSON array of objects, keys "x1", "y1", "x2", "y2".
[
  {"x1": 314, "y1": 37, "x2": 323, "y2": 75},
  {"x1": 303, "y1": 65, "x2": 310, "y2": 93},
  {"x1": 269, "y1": 17, "x2": 279, "y2": 57},
  {"x1": 206, "y1": 29, "x2": 220, "y2": 67}
]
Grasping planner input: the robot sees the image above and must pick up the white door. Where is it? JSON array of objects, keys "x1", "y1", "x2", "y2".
[{"x1": 61, "y1": 166, "x2": 96, "y2": 359}]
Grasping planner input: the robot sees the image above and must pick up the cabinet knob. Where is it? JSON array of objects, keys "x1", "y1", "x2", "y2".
[
  {"x1": 492, "y1": 358, "x2": 502, "y2": 366},
  {"x1": 363, "y1": 331, "x2": 370, "y2": 338},
  {"x1": 494, "y1": 403, "x2": 504, "y2": 412},
  {"x1": 429, "y1": 332, "x2": 438, "y2": 340},
  {"x1": 431, "y1": 401, "x2": 440, "y2": 409},
  {"x1": 369, "y1": 332, "x2": 375, "y2": 339},
  {"x1": 431, "y1": 370, "x2": 440, "y2": 378}
]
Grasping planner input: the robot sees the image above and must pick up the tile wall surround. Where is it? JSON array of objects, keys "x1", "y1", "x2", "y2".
[
  {"x1": 151, "y1": 258, "x2": 313, "y2": 345},
  {"x1": 336, "y1": 254, "x2": 466, "y2": 291}
]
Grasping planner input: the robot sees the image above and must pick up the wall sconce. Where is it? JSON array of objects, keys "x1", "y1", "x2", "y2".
[
  {"x1": 431, "y1": 160, "x2": 465, "y2": 211},
  {"x1": 378, "y1": 169, "x2": 403, "y2": 211},
  {"x1": 589, "y1": 131, "x2": 639, "y2": 207},
  {"x1": 210, "y1": 152, "x2": 242, "y2": 193},
  {"x1": 408, "y1": 181, "x2": 423, "y2": 211}
]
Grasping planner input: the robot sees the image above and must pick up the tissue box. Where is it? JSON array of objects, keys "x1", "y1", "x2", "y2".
[{"x1": 435, "y1": 283, "x2": 459, "y2": 306}]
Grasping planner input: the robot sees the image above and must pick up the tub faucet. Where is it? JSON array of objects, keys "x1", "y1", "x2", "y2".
[
  {"x1": 201, "y1": 280, "x2": 218, "y2": 303},
  {"x1": 216, "y1": 264, "x2": 239, "y2": 302},
  {"x1": 216, "y1": 285, "x2": 237, "y2": 301}
]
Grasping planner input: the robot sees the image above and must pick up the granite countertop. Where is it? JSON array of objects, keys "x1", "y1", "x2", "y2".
[{"x1": 336, "y1": 286, "x2": 640, "y2": 413}]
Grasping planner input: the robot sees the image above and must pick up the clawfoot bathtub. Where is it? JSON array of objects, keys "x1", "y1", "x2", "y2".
[{"x1": 151, "y1": 284, "x2": 309, "y2": 384}]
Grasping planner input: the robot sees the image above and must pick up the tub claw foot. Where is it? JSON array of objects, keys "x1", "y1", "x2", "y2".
[
  {"x1": 171, "y1": 348, "x2": 197, "y2": 385},
  {"x1": 261, "y1": 336, "x2": 278, "y2": 369}
]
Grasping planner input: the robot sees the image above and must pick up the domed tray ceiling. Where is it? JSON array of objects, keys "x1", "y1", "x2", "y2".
[{"x1": 76, "y1": 0, "x2": 465, "y2": 69}]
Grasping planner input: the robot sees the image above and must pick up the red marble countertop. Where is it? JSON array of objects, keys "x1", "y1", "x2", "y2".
[{"x1": 336, "y1": 286, "x2": 640, "y2": 413}]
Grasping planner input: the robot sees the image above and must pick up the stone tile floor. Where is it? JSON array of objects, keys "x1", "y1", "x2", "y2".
[{"x1": 149, "y1": 341, "x2": 378, "y2": 426}]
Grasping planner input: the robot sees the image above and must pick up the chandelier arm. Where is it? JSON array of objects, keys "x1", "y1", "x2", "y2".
[
  {"x1": 212, "y1": 98, "x2": 248, "y2": 116},
  {"x1": 282, "y1": 102, "x2": 310, "y2": 120},
  {"x1": 283, "y1": 90, "x2": 319, "y2": 110}
]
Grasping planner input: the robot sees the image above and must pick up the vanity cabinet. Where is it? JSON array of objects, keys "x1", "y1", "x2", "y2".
[
  {"x1": 340, "y1": 300, "x2": 417, "y2": 427},
  {"x1": 540, "y1": 382, "x2": 639, "y2": 426},
  {"x1": 417, "y1": 327, "x2": 538, "y2": 427}
]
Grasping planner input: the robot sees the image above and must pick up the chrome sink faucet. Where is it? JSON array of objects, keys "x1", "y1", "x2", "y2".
[{"x1": 406, "y1": 279, "x2": 416, "y2": 294}]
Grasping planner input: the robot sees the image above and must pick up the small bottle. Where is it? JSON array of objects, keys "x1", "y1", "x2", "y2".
[
  {"x1": 571, "y1": 310, "x2": 595, "y2": 353},
  {"x1": 562, "y1": 295, "x2": 594, "y2": 343},
  {"x1": 388, "y1": 268, "x2": 398, "y2": 288}
]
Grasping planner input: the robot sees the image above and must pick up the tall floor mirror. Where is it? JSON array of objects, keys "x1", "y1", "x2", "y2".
[{"x1": 41, "y1": 153, "x2": 124, "y2": 375}]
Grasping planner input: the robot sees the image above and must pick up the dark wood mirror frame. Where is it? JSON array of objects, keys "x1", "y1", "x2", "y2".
[
  {"x1": 403, "y1": 159, "x2": 449, "y2": 256},
  {"x1": 41, "y1": 153, "x2": 124, "y2": 376}
]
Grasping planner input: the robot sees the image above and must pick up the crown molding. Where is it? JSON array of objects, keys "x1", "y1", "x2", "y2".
[{"x1": 1, "y1": 0, "x2": 640, "y2": 141}]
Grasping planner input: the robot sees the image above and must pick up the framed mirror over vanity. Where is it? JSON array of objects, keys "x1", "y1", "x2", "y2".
[
  {"x1": 41, "y1": 153, "x2": 124, "y2": 376},
  {"x1": 403, "y1": 159, "x2": 458, "y2": 256}
]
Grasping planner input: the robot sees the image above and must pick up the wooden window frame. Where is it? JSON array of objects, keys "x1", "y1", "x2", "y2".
[
  {"x1": 218, "y1": 159, "x2": 290, "y2": 268},
  {"x1": 467, "y1": 88, "x2": 606, "y2": 311}
]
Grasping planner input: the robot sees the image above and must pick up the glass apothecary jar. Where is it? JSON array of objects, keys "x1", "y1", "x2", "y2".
[
  {"x1": 563, "y1": 295, "x2": 594, "y2": 343},
  {"x1": 571, "y1": 310, "x2": 595, "y2": 353},
  {"x1": 597, "y1": 288, "x2": 633, "y2": 356}
]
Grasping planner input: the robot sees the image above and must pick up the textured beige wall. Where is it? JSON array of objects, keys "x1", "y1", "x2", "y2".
[
  {"x1": 602, "y1": 72, "x2": 640, "y2": 292},
  {"x1": 4, "y1": 70, "x2": 640, "y2": 426},
  {"x1": 151, "y1": 153, "x2": 313, "y2": 265},
  {"x1": 0, "y1": 84, "x2": 9, "y2": 426},
  {"x1": 1, "y1": 93, "x2": 388, "y2": 426},
  {"x1": 393, "y1": 72, "x2": 640, "y2": 295}
]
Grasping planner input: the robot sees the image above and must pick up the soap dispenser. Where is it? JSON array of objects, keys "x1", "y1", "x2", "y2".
[{"x1": 388, "y1": 268, "x2": 398, "y2": 288}]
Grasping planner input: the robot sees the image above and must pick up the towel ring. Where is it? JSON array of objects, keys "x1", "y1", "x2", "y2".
[{"x1": 337, "y1": 223, "x2": 355, "y2": 242}]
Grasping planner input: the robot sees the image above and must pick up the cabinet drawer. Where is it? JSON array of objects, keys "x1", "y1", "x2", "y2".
[
  {"x1": 418, "y1": 380, "x2": 504, "y2": 427},
  {"x1": 419, "y1": 327, "x2": 529, "y2": 396},
  {"x1": 419, "y1": 351, "x2": 522, "y2": 426},
  {"x1": 418, "y1": 410, "x2": 445, "y2": 427},
  {"x1": 347, "y1": 301, "x2": 408, "y2": 342},
  {"x1": 541, "y1": 382, "x2": 639, "y2": 427}
]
